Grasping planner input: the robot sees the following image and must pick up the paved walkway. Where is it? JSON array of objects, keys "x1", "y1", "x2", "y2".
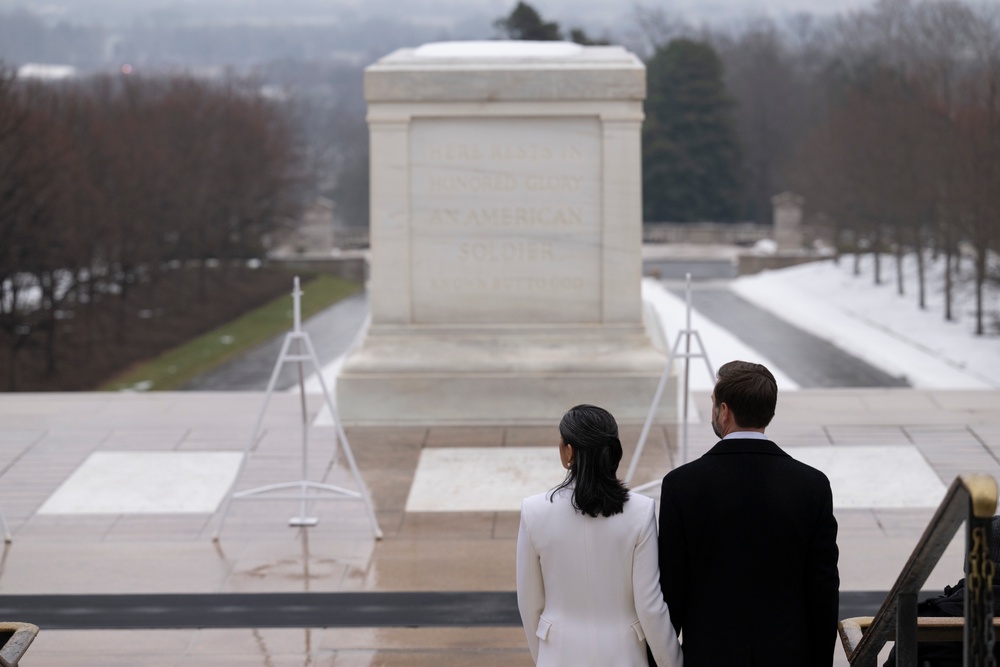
[
  {"x1": 0, "y1": 390, "x2": 997, "y2": 665},
  {"x1": 676, "y1": 287, "x2": 910, "y2": 388}
]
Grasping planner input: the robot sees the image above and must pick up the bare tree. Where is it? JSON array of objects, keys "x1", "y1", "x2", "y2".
[
  {"x1": 0, "y1": 69, "x2": 307, "y2": 390},
  {"x1": 623, "y1": 5, "x2": 692, "y2": 60},
  {"x1": 718, "y1": 20, "x2": 807, "y2": 223}
]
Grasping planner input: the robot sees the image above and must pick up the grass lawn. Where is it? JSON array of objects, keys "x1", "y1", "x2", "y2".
[{"x1": 100, "y1": 274, "x2": 360, "y2": 391}]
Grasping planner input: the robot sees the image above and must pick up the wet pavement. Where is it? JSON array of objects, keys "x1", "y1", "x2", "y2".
[
  {"x1": 0, "y1": 390, "x2": 998, "y2": 664},
  {"x1": 672, "y1": 286, "x2": 910, "y2": 388}
]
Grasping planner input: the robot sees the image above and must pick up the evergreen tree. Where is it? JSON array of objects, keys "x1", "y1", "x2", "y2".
[
  {"x1": 494, "y1": 3, "x2": 609, "y2": 46},
  {"x1": 494, "y1": 2, "x2": 562, "y2": 41},
  {"x1": 643, "y1": 38, "x2": 743, "y2": 222},
  {"x1": 568, "y1": 27, "x2": 610, "y2": 46}
]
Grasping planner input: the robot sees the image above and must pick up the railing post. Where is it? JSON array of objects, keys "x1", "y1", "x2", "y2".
[
  {"x1": 897, "y1": 591, "x2": 918, "y2": 667},
  {"x1": 965, "y1": 513, "x2": 996, "y2": 667},
  {"x1": 855, "y1": 654, "x2": 878, "y2": 667},
  {"x1": 838, "y1": 476, "x2": 997, "y2": 667}
]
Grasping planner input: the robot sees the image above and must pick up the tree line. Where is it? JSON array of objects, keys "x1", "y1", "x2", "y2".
[
  {"x1": 792, "y1": 0, "x2": 1000, "y2": 335},
  {"x1": 0, "y1": 69, "x2": 305, "y2": 389}
]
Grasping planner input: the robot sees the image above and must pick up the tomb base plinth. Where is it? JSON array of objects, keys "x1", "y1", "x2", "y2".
[{"x1": 337, "y1": 324, "x2": 675, "y2": 426}]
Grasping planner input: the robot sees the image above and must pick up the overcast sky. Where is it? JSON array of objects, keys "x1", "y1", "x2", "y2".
[{"x1": 3, "y1": 0, "x2": 880, "y2": 28}]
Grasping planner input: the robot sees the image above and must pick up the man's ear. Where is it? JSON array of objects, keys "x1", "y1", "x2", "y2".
[
  {"x1": 721, "y1": 402, "x2": 743, "y2": 429},
  {"x1": 718, "y1": 402, "x2": 731, "y2": 426}
]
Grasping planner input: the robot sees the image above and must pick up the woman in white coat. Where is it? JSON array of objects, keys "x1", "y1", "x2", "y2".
[{"x1": 516, "y1": 404, "x2": 683, "y2": 667}]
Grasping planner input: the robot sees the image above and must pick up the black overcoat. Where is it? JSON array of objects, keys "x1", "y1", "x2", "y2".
[{"x1": 658, "y1": 438, "x2": 840, "y2": 667}]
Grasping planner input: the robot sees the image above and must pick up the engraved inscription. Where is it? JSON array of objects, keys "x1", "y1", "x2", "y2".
[
  {"x1": 429, "y1": 276, "x2": 587, "y2": 292},
  {"x1": 427, "y1": 143, "x2": 584, "y2": 162},
  {"x1": 524, "y1": 175, "x2": 582, "y2": 192},
  {"x1": 410, "y1": 117, "x2": 602, "y2": 324},
  {"x1": 429, "y1": 173, "x2": 518, "y2": 194},
  {"x1": 428, "y1": 143, "x2": 483, "y2": 161},
  {"x1": 427, "y1": 174, "x2": 582, "y2": 195},
  {"x1": 420, "y1": 207, "x2": 583, "y2": 229},
  {"x1": 458, "y1": 241, "x2": 554, "y2": 262}
]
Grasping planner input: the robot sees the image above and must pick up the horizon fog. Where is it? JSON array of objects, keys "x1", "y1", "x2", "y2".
[{"x1": 0, "y1": 0, "x2": 887, "y2": 32}]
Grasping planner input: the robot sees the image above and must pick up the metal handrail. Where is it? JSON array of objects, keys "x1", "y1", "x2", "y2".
[
  {"x1": 0, "y1": 622, "x2": 38, "y2": 667},
  {"x1": 840, "y1": 474, "x2": 998, "y2": 667}
]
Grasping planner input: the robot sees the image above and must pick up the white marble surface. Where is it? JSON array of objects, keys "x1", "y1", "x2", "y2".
[
  {"x1": 406, "y1": 447, "x2": 566, "y2": 512},
  {"x1": 413, "y1": 41, "x2": 584, "y2": 59},
  {"x1": 38, "y1": 451, "x2": 243, "y2": 514},
  {"x1": 791, "y1": 445, "x2": 947, "y2": 508},
  {"x1": 409, "y1": 116, "x2": 603, "y2": 324},
  {"x1": 365, "y1": 43, "x2": 645, "y2": 103},
  {"x1": 341, "y1": 42, "x2": 659, "y2": 424},
  {"x1": 404, "y1": 444, "x2": 949, "y2": 512}
]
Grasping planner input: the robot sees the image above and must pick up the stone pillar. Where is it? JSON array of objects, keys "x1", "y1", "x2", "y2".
[
  {"x1": 772, "y1": 191, "x2": 805, "y2": 251},
  {"x1": 337, "y1": 41, "x2": 673, "y2": 425}
]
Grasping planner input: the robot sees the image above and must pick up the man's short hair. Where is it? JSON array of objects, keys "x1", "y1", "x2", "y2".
[{"x1": 714, "y1": 360, "x2": 777, "y2": 429}]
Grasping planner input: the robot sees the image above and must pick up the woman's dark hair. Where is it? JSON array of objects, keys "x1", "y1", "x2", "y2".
[{"x1": 550, "y1": 404, "x2": 629, "y2": 518}]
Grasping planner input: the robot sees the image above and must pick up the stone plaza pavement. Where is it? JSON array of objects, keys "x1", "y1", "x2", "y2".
[{"x1": 0, "y1": 389, "x2": 998, "y2": 665}]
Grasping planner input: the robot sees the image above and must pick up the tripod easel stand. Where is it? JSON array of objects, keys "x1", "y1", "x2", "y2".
[
  {"x1": 213, "y1": 277, "x2": 382, "y2": 540},
  {"x1": 0, "y1": 506, "x2": 10, "y2": 543},
  {"x1": 625, "y1": 274, "x2": 715, "y2": 494}
]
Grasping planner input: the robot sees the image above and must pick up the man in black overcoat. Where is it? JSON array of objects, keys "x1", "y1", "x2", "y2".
[{"x1": 658, "y1": 360, "x2": 840, "y2": 667}]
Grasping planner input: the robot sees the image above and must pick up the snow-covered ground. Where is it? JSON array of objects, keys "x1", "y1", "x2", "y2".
[
  {"x1": 734, "y1": 254, "x2": 1000, "y2": 390},
  {"x1": 643, "y1": 253, "x2": 1000, "y2": 390}
]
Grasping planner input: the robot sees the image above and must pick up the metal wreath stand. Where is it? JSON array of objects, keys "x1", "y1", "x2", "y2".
[
  {"x1": 0, "y1": 506, "x2": 10, "y2": 543},
  {"x1": 213, "y1": 277, "x2": 382, "y2": 540},
  {"x1": 625, "y1": 273, "x2": 715, "y2": 494}
]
